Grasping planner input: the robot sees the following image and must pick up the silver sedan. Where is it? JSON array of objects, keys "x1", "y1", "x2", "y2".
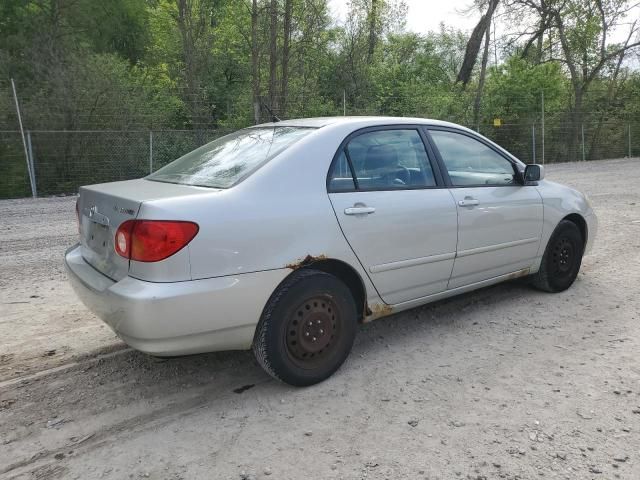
[{"x1": 65, "y1": 117, "x2": 597, "y2": 386}]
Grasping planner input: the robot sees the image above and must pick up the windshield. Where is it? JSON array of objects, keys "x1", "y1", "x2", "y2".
[{"x1": 147, "y1": 126, "x2": 315, "y2": 188}]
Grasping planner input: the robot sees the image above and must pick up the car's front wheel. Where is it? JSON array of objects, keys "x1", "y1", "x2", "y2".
[
  {"x1": 253, "y1": 269, "x2": 357, "y2": 386},
  {"x1": 531, "y1": 219, "x2": 584, "y2": 292}
]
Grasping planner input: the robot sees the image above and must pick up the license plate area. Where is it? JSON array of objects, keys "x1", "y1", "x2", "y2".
[{"x1": 85, "y1": 220, "x2": 110, "y2": 255}]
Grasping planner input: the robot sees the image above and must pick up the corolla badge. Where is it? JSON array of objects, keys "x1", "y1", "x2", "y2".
[{"x1": 114, "y1": 205, "x2": 135, "y2": 215}]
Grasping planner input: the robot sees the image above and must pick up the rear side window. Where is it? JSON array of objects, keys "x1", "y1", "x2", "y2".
[
  {"x1": 328, "y1": 151, "x2": 356, "y2": 192},
  {"x1": 328, "y1": 129, "x2": 436, "y2": 191},
  {"x1": 148, "y1": 127, "x2": 314, "y2": 189}
]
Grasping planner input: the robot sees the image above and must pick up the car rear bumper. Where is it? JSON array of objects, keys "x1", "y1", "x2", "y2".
[{"x1": 64, "y1": 244, "x2": 288, "y2": 356}]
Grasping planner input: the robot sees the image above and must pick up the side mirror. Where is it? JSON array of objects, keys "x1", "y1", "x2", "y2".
[{"x1": 524, "y1": 164, "x2": 545, "y2": 183}]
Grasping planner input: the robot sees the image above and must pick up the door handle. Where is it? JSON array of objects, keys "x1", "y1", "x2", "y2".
[
  {"x1": 458, "y1": 198, "x2": 479, "y2": 207},
  {"x1": 344, "y1": 206, "x2": 376, "y2": 215}
]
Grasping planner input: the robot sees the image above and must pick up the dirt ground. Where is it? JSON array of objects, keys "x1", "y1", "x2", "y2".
[{"x1": 1, "y1": 158, "x2": 639, "y2": 480}]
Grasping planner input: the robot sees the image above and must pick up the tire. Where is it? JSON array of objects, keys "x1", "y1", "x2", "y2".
[
  {"x1": 530, "y1": 219, "x2": 584, "y2": 293},
  {"x1": 252, "y1": 269, "x2": 357, "y2": 387}
]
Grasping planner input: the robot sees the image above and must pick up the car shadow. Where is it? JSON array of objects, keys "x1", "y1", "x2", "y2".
[{"x1": 83, "y1": 278, "x2": 540, "y2": 395}]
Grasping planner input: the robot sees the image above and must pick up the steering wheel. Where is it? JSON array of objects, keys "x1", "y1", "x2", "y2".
[
  {"x1": 395, "y1": 166, "x2": 411, "y2": 185},
  {"x1": 383, "y1": 166, "x2": 410, "y2": 186}
]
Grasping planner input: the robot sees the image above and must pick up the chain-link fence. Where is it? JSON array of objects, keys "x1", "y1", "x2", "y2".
[
  {"x1": 479, "y1": 120, "x2": 638, "y2": 164},
  {"x1": 1, "y1": 121, "x2": 638, "y2": 199},
  {"x1": 0, "y1": 129, "x2": 232, "y2": 198}
]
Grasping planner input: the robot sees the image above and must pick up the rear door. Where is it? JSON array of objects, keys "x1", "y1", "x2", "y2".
[
  {"x1": 427, "y1": 128, "x2": 543, "y2": 289},
  {"x1": 327, "y1": 126, "x2": 458, "y2": 305}
]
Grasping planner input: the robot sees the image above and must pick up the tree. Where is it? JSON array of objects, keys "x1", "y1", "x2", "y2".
[
  {"x1": 473, "y1": 12, "x2": 492, "y2": 129},
  {"x1": 4, "y1": 0, "x2": 640, "y2": 199},
  {"x1": 368, "y1": 0, "x2": 380, "y2": 62},
  {"x1": 251, "y1": 0, "x2": 261, "y2": 123},
  {"x1": 457, "y1": 0, "x2": 500, "y2": 86},
  {"x1": 174, "y1": 0, "x2": 214, "y2": 129},
  {"x1": 505, "y1": 0, "x2": 640, "y2": 160},
  {"x1": 336, "y1": 0, "x2": 407, "y2": 109},
  {"x1": 553, "y1": 0, "x2": 640, "y2": 160},
  {"x1": 268, "y1": 0, "x2": 278, "y2": 115},
  {"x1": 280, "y1": 0, "x2": 293, "y2": 117}
]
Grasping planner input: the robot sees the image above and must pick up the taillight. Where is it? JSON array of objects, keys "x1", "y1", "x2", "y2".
[
  {"x1": 115, "y1": 220, "x2": 135, "y2": 258},
  {"x1": 114, "y1": 220, "x2": 199, "y2": 262}
]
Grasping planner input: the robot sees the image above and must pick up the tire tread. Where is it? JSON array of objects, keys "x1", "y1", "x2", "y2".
[
  {"x1": 252, "y1": 269, "x2": 333, "y2": 383},
  {"x1": 530, "y1": 219, "x2": 583, "y2": 293}
]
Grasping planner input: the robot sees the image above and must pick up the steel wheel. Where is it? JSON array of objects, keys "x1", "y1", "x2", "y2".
[
  {"x1": 286, "y1": 296, "x2": 341, "y2": 369},
  {"x1": 551, "y1": 236, "x2": 575, "y2": 276},
  {"x1": 253, "y1": 269, "x2": 357, "y2": 386}
]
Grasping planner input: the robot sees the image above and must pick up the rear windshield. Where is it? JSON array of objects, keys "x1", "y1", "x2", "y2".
[{"x1": 147, "y1": 126, "x2": 315, "y2": 188}]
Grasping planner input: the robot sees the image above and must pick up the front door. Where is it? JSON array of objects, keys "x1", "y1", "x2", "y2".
[
  {"x1": 428, "y1": 128, "x2": 544, "y2": 289},
  {"x1": 328, "y1": 127, "x2": 458, "y2": 304}
]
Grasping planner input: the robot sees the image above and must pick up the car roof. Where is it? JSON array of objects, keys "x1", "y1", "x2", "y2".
[
  {"x1": 250, "y1": 116, "x2": 524, "y2": 167},
  {"x1": 251, "y1": 116, "x2": 467, "y2": 130}
]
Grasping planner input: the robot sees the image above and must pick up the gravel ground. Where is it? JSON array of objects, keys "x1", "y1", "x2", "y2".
[{"x1": 1, "y1": 158, "x2": 639, "y2": 480}]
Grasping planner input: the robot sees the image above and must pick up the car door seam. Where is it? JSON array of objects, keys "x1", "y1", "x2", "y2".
[{"x1": 446, "y1": 188, "x2": 460, "y2": 290}]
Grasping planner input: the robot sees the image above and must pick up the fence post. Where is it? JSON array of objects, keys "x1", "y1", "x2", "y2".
[
  {"x1": 532, "y1": 124, "x2": 536, "y2": 163},
  {"x1": 343, "y1": 90, "x2": 346, "y2": 116},
  {"x1": 581, "y1": 124, "x2": 586, "y2": 162},
  {"x1": 149, "y1": 131, "x2": 153, "y2": 174},
  {"x1": 26, "y1": 131, "x2": 37, "y2": 197},
  {"x1": 11, "y1": 78, "x2": 36, "y2": 198}
]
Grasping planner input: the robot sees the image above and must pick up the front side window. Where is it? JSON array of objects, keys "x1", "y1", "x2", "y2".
[
  {"x1": 148, "y1": 127, "x2": 314, "y2": 188},
  {"x1": 429, "y1": 130, "x2": 516, "y2": 186},
  {"x1": 328, "y1": 129, "x2": 436, "y2": 191}
]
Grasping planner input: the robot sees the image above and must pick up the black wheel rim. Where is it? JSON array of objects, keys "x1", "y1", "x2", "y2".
[
  {"x1": 285, "y1": 295, "x2": 341, "y2": 369},
  {"x1": 551, "y1": 236, "x2": 575, "y2": 276}
]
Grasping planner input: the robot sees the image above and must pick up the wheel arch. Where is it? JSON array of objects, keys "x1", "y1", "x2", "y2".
[
  {"x1": 283, "y1": 257, "x2": 367, "y2": 322},
  {"x1": 562, "y1": 213, "x2": 588, "y2": 249}
]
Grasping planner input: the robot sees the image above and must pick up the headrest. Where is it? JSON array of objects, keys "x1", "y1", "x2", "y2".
[{"x1": 365, "y1": 144, "x2": 398, "y2": 172}]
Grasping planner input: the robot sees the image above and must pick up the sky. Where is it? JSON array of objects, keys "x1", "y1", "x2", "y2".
[
  {"x1": 329, "y1": 0, "x2": 489, "y2": 35},
  {"x1": 328, "y1": 0, "x2": 640, "y2": 45}
]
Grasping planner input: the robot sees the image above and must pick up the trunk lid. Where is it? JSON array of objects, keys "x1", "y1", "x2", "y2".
[{"x1": 78, "y1": 179, "x2": 212, "y2": 280}]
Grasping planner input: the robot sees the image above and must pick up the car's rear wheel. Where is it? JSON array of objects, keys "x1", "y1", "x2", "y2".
[
  {"x1": 252, "y1": 269, "x2": 357, "y2": 386},
  {"x1": 530, "y1": 219, "x2": 584, "y2": 293}
]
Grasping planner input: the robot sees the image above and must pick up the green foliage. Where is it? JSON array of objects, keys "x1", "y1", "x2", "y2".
[
  {"x1": 484, "y1": 56, "x2": 567, "y2": 123},
  {"x1": 1, "y1": 0, "x2": 639, "y2": 197}
]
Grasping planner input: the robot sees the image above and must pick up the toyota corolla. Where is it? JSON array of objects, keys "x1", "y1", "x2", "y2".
[{"x1": 65, "y1": 117, "x2": 597, "y2": 386}]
